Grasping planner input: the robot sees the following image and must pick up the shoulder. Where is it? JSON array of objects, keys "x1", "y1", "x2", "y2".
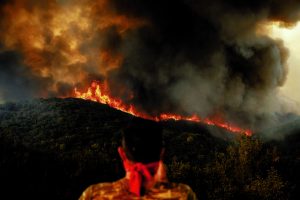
[
  {"x1": 79, "y1": 179, "x2": 128, "y2": 200},
  {"x1": 150, "y1": 182, "x2": 197, "y2": 200},
  {"x1": 79, "y1": 180, "x2": 197, "y2": 200},
  {"x1": 79, "y1": 182, "x2": 108, "y2": 200},
  {"x1": 177, "y1": 183, "x2": 197, "y2": 200}
]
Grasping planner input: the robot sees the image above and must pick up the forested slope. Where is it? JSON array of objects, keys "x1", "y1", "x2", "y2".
[{"x1": 0, "y1": 98, "x2": 299, "y2": 199}]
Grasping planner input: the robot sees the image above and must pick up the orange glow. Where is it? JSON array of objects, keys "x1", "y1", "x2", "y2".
[
  {"x1": 98, "y1": 51, "x2": 124, "y2": 75},
  {"x1": 75, "y1": 81, "x2": 151, "y2": 118},
  {"x1": 0, "y1": 1, "x2": 252, "y2": 136},
  {"x1": 75, "y1": 81, "x2": 253, "y2": 136},
  {"x1": 0, "y1": 0, "x2": 146, "y2": 93}
]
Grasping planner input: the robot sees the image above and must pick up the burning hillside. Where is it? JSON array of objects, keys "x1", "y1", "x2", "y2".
[
  {"x1": 75, "y1": 81, "x2": 252, "y2": 135},
  {"x1": 0, "y1": 97, "x2": 299, "y2": 200},
  {"x1": 1, "y1": 0, "x2": 300, "y2": 136}
]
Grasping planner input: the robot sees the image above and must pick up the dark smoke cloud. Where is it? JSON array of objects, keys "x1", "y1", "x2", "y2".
[
  {"x1": 0, "y1": 0, "x2": 109, "y2": 99},
  {"x1": 0, "y1": 0, "x2": 300, "y2": 133},
  {"x1": 0, "y1": 50, "x2": 52, "y2": 102},
  {"x1": 105, "y1": 0, "x2": 300, "y2": 130}
]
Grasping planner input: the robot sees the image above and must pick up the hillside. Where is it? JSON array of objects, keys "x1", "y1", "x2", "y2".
[
  {"x1": 0, "y1": 98, "x2": 299, "y2": 199},
  {"x1": 0, "y1": 98, "x2": 225, "y2": 199}
]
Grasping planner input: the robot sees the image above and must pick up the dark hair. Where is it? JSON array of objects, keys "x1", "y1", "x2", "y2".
[{"x1": 122, "y1": 118, "x2": 163, "y2": 163}]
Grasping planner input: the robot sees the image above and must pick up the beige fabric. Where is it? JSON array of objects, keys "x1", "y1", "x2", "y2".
[{"x1": 79, "y1": 178, "x2": 197, "y2": 200}]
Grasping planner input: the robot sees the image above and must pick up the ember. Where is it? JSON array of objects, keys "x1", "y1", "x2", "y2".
[{"x1": 75, "y1": 81, "x2": 252, "y2": 136}]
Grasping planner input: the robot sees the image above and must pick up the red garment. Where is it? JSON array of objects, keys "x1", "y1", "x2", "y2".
[{"x1": 122, "y1": 160, "x2": 159, "y2": 197}]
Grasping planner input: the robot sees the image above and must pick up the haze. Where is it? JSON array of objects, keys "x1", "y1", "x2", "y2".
[{"x1": 270, "y1": 22, "x2": 300, "y2": 104}]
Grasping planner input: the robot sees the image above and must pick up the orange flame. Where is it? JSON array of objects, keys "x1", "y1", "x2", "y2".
[
  {"x1": 0, "y1": 0, "x2": 147, "y2": 93},
  {"x1": 75, "y1": 81, "x2": 252, "y2": 136}
]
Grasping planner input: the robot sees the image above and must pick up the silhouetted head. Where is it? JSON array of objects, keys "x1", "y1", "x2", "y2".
[{"x1": 120, "y1": 118, "x2": 163, "y2": 164}]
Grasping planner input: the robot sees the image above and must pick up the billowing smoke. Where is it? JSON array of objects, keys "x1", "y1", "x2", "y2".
[{"x1": 1, "y1": 0, "x2": 300, "y2": 131}]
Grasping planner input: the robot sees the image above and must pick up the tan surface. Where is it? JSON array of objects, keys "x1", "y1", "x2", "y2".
[{"x1": 79, "y1": 178, "x2": 197, "y2": 200}]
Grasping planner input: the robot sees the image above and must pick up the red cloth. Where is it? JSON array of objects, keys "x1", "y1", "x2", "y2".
[{"x1": 123, "y1": 160, "x2": 160, "y2": 197}]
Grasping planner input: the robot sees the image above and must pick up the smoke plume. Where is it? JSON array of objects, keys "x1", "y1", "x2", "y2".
[{"x1": 1, "y1": 0, "x2": 300, "y2": 131}]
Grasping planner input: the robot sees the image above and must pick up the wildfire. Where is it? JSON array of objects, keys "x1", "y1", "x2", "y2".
[
  {"x1": 0, "y1": 0, "x2": 252, "y2": 136},
  {"x1": 0, "y1": 0, "x2": 146, "y2": 93},
  {"x1": 75, "y1": 81, "x2": 252, "y2": 136}
]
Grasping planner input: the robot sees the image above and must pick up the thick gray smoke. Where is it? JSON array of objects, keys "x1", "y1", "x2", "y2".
[
  {"x1": 107, "y1": 0, "x2": 300, "y2": 131},
  {"x1": 0, "y1": 50, "x2": 52, "y2": 102},
  {"x1": 1, "y1": 0, "x2": 300, "y2": 133}
]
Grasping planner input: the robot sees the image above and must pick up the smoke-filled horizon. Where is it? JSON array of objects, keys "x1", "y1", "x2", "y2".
[{"x1": 1, "y1": 0, "x2": 300, "y2": 133}]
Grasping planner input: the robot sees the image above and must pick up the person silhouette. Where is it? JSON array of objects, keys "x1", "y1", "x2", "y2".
[{"x1": 79, "y1": 118, "x2": 197, "y2": 199}]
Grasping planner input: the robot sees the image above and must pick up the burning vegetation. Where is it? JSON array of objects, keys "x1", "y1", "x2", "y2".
[
  {"x1": 1, "y1": 1, "x2": 300, "y2": 199},
  {"x1": 1, "y1": 0, "x2": 300, "y2": 136},
  {"x1": 75, "y1": 81, "x2": 252, "y2": 135}
]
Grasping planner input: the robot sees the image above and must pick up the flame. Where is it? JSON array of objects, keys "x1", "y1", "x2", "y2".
[
  {"x1": 0, "y1": 1, "x2": 252, "y2": 136},
  {"x1": 0, "y1": 0, "x2": 146, "y2": 93},
  {"x1": 75, "y1": 81, "x2": 252, "y2": 136}
]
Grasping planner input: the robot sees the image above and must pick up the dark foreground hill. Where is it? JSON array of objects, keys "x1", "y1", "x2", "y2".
[{"x1": 0, "y1": 98, "x2": 299, "y2": 199}]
